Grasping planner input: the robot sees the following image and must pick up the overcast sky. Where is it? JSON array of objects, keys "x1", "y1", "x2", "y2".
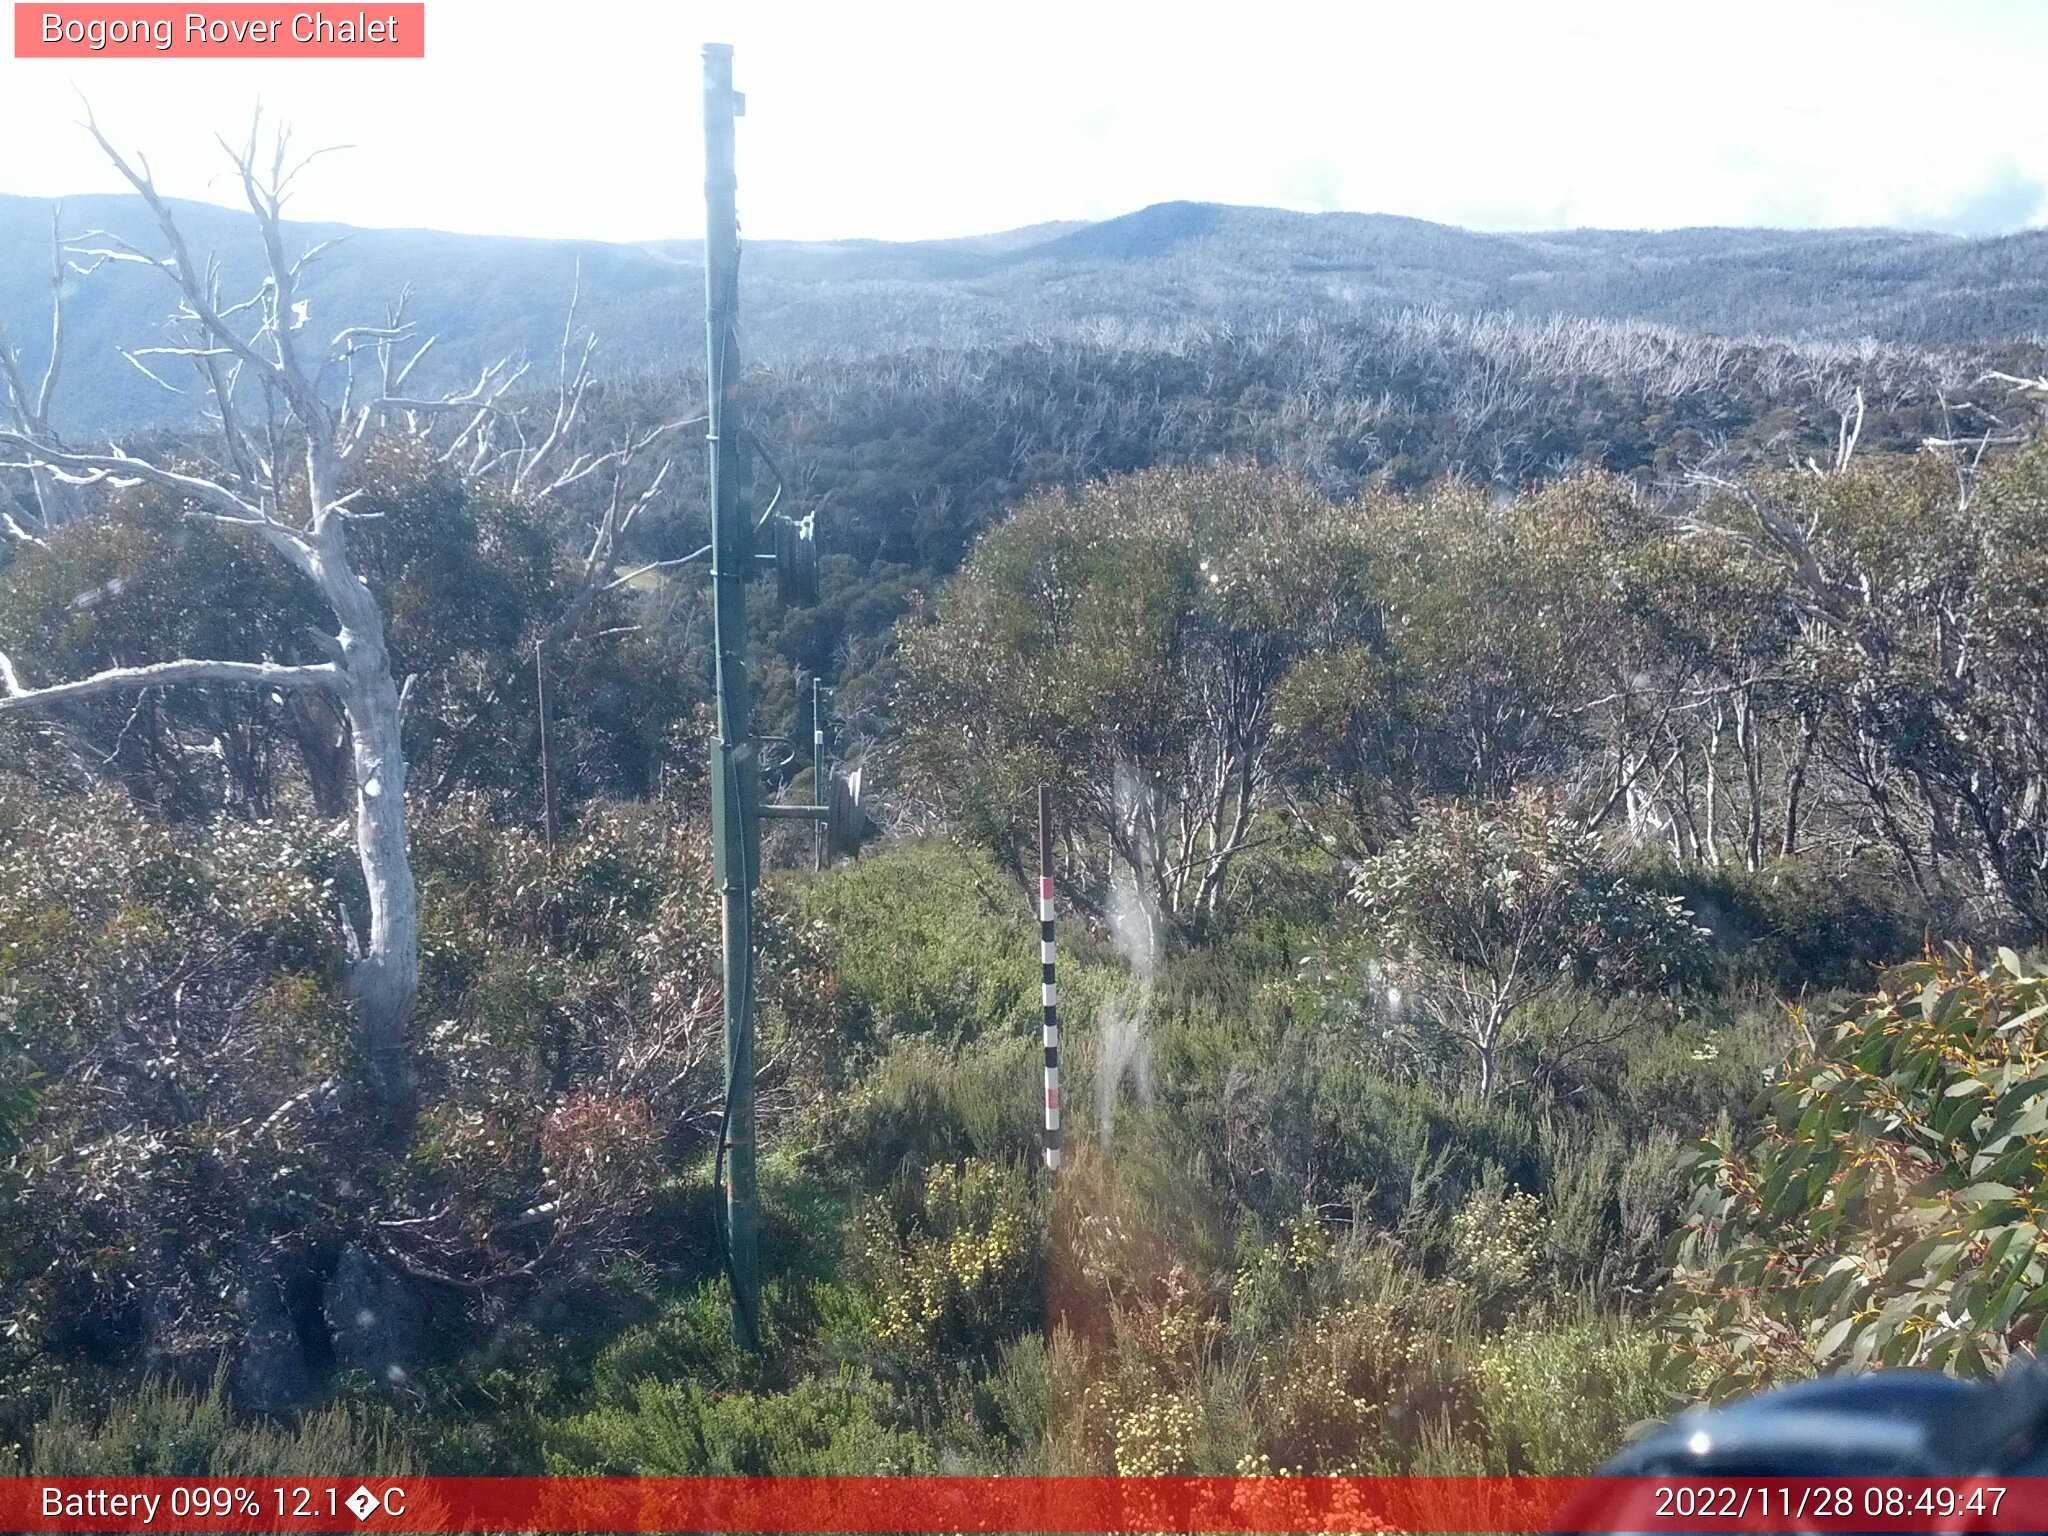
[{"x1": 4, "y1": 0, "x2": 2048, "y2": 243}]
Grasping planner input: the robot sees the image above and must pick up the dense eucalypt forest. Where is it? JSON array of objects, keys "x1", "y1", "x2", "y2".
[{"x1": 6, "y1": 153, "x2": 2048, "y2": 1480}]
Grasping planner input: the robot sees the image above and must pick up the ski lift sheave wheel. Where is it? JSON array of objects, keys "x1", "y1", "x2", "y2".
[{"x1": 775, "y1": 513, "x2": 819, "y2": 607}]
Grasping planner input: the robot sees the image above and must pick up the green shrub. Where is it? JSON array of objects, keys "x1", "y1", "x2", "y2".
[
  {"x1": 1201, "y1": 830, "x2": 1349, "y2": 970},
  {"x1": 969, "y1": 1333, "x2": 1056, "y2": 1468},
  {"x1": 587, "y1": 1283, "x2": 754, "y2": 1407},
  {"x1": 1528, "y1": 1112, "x2": 1696, "y2": 1294},
  {"x1": 0, "y1": 791, "x2": 360, "y2": 1386},
  {"x1": 1651, "y1": 858, "x2": 1929, "y2": 993},
  {"x1": 1467, "y1": 1316, "x2": 1661, "y2": 1472},
  {"x1": 1350, "y1": 792, "x2": 1708, "y2": 1099},
  {"x1": 1223, "y1": 1235, "x2": 1658, "y2": 1474},
  {"x1": 1612, "y1": 1001, "x2": 1793, "y2": 1134},
  {"x1": 855, "y1": 1157, "x2": 1042, "y2": 1373},
  {"x1": 1660, "y1": 949, "x2": 2048, "y2": 1397},
  {"x1": 8, "y1": 1374, "x2": 415, "y2": 1477},
  {"x1": 829, "y1": 1034, "x2": 1043, "y2": 1182},
  {"x1": 794, "y1": 840, "x2": 1039, "y2": 1049},
  {"x1": 1232, "y1": 1232, "x2": 1383, "y2": 1474},
  {"x1": 542, "y1": 1371, "x2": 933, "y2": 1474}
]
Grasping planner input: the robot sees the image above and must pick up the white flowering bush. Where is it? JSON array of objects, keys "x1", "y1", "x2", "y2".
[
  {"x1": 855, "y1": 1157, "x2": 1042, "y2": 1371},
  {"x1": 1446, "y1": 1184, "x2": 1549, "y2": 1303}
]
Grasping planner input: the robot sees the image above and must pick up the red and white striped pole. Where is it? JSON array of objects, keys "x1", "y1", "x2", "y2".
[{"x1": 1038, "y1": 785, "x2": 1061, "y2": 1171}]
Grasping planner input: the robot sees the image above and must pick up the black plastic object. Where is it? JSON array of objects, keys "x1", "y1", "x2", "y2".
[
  {"x1": 825, "y1": 766, "x2": 864, "y2": 858},
  {"x1": 1564, "y1": 1366, "x2": 2048, "y2": 1536},
  {"x1": 1599, "y1": 1372, "x2": 1980, "y2": 1476},
  {"x1": 774, "y1": 514, "x2": 819, "y2": 607}
]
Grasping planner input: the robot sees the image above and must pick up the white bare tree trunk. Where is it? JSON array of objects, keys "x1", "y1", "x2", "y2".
[
  {"x1": 321, "y1": 544, "x2": 418, "y2": 1106},
  {"x1": 0, "y1": 114, "x2": 526, "y2": 1117}
]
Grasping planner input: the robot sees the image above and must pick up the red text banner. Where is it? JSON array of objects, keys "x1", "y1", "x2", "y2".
[
  {"x1": 14, "y1": 5, "x2": 424, "y2": 58},
  {"x1": 2, "y1": 1476, "x2": 2045, "y2": 1532}
]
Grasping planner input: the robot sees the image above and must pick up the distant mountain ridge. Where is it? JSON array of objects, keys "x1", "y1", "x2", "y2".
[{"x1": 3, "y1": 193, "x2": 2044, "y2": 434}]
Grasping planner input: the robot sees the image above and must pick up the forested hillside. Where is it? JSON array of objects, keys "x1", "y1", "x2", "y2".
[
  {"x1": 6, "y1": 155, "x2": 2048, "y2": 1482},
  {"x1": 8, "y1": 189, "x2": 2048, "y2": 432}
]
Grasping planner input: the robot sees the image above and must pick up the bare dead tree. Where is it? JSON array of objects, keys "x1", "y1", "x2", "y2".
[
  {"x1": 1829, "y1": 385, "x2": 1865, "y2": 475},
  {"x1": 505, "y1": 277, "x2": 703, "y2": 648},
  {"x1": 1923, "y1": 378, "x2": 2039, "y2": 512},
  {"x1": 0, "y1": 206, "x2": 84, "y2": 539},
  {"x1": 384, "y1": 271, "x2": 702, "y2": 827},
  {"x1": 0, "y1": 114, "x2": 525, "y2": 1117}
]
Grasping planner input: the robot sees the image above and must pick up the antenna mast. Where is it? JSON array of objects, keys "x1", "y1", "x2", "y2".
[
  {"x1": 701, "y1": 40, "x2": 855, "y2": 1348},
  {"x1": 703, "y1": 40, "x2": 760, "y2": 1349}
]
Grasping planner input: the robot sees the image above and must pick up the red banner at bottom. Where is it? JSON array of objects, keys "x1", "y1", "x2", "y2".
[{"x1": 2, "y1": 1475, "x2": 2042, "y2": 1533}]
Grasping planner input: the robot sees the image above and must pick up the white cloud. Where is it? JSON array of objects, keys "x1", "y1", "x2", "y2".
[{"x1": 2, "y1": 0, "x2": 2045, "y2": 240}]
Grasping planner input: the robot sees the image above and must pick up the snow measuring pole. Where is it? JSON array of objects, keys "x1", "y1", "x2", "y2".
[{"x1": 1039, "y1": 786, "x2": 1062, "y2": 1170}]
